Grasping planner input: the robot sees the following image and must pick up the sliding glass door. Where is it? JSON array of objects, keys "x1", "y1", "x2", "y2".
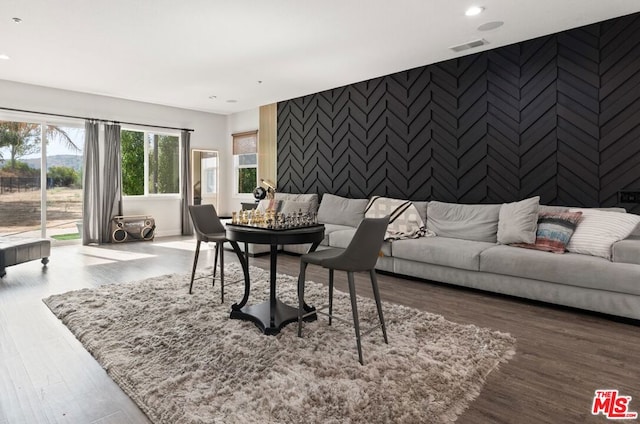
[
  {"x1": 44, "y1": 124, "x2": 84, "y2": 242},
  {"x1": 0, "y1": 119, "x2": 84, "y2": 242},
  {"x1": 0, "y1": 121, "x2": 43, "y2": 237}
]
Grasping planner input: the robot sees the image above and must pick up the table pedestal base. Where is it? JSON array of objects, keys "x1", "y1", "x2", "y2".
[
  {"x1": 231, "y1": 299, "x2": 317, "y2": 335},
  {"x1": 225, "y1": 225, "x2": 325, "y2": 336}
]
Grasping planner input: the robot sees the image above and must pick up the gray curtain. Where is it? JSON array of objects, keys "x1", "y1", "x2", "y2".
[
  {"x1": 101, "y1": 123, "x2": 122, "y2": 243},
  {"x1": 82, "y1": 120, "x2": 100, "y2": 245},
  {"x1": 181, "y1": 130, "x2": 193, "y2": 235}
]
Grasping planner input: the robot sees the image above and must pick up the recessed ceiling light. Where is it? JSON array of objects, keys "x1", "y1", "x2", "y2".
[
  {"x1": 12, "y1": 17, "x2": 22, "y2": 24},
  {"x1": 226, "y1": 99, "x2": 237, "y2": 103},
  {"x1": 257, "y1": 80, "x2": 263, "y2": 84},
  {"x1": 0, "y1": 54, "x2": 10, "y2": 60},
  {"x1": 478, "y1": 21, "x2": 503, "y2": 31},
  {"x1": 465, "y1": 6, "x2": 484, "y2": 16}
]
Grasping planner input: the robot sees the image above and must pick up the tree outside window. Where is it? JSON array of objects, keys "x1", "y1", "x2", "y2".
[
  {"x1": 121, "y1": 129, "x2": 180, "y2": 196},
  {"x1": 148, "y1": 133, "x2": 179, "y2": 194},
  {"x1": 121, "y1": 130, "x2": 144, "y2": 195}
]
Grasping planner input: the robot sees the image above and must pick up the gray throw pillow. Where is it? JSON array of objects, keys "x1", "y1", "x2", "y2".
[
  {"x1": 427, "y1": 201, "x2": 501, "y2": 243},
  {"x1": 275, "y1": 193, "x2": 319, "y2": 213},
  {"x1": 497, "y1": 196, "x2": 540, "y2": 244},
  {"x1": 280, "y1": 200, "x2": 312, "y2": 214},
  {"x1": 317, "y1": 194, "x2": 369, "y2": 227}
]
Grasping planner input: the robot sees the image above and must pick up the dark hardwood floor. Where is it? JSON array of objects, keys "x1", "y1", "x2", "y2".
[{"x1": 1, "y1": 236, "x2": 638, "y2": 423}]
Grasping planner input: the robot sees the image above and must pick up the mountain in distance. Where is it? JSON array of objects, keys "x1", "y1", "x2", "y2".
[{"x1": 6, "y1": 155, "x2": 83, "y2": 171}]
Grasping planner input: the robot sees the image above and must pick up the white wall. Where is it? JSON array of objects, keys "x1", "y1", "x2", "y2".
[
  {"x1": 0, "y1": 79, "x2": 229, "y2": 237},
  {"x1": 225, "y1": 108, "x2": 260, "y2": 215}
]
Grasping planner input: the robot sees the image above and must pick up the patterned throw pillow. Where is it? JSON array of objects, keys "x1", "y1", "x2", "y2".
[
  {"x1": 511, "y1": 211, "x2": 583, "y2": 254},
  {"x1": 365, "y1": 196, "x2": 431, "y2": 240}
]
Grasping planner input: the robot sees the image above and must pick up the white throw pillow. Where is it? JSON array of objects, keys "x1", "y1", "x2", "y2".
[
  {"x1": 497, "y1": 196, "x2": 540, "y2": 244},
  {"x1": 566, "y1": 209, "x2": 640, "y2": 259}
]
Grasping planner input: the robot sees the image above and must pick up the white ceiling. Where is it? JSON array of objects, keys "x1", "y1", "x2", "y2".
[{"x1": 1, "y1": 0, "x2": 640, "y2": 115}]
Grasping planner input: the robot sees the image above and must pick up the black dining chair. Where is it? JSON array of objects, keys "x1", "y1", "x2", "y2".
[
  {"x1": 188, "y1": 204, "x2": 236, "y2": 303},
  {"x1": 297, "y1": 216, "x2": 390, "y2": 365}
]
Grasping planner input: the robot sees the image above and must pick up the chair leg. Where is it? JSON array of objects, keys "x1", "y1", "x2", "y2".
[
  {"x1": 189, "y1": 240, "x2": 201, "y2": 294},
  {"x1": 347, "y1": 271, "x2": 364, "y2": 365},
  {"x1": 219, "y1": 242, "x2": 225, "y2": 303},
  {"x1": 297, "y1": 261, "x2": 308, "y2": 337},
  {"x1": 328, "y1": 269, "x2": 334, "y2": 326},
  {"x1": 213, "y1": 243, "x2": 219, "y2": 281},
  {"x1": 370, "y1": 269, "x2": 388, "y2": 344}
]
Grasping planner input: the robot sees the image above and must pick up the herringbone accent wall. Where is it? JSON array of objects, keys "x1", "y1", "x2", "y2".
[{"x1": 277, "y1": 13, "x2": 640, "y2": 213}]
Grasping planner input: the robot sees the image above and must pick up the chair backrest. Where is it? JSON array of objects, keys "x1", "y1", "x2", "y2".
[
  {"x1": 188, "y1": 204, "x2": 226, "y2": 240},
  {"x1": 322, "y1": 216, "x2": 390, "y2": 272}
]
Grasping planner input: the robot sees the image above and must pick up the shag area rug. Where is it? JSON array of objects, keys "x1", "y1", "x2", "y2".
[{"x1": 43, "y1": 264, "x2": 516, "y2": 424}]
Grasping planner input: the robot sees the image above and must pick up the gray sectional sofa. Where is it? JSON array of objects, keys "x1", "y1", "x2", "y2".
[{"x1": 275, "y1": 193, "x2": 640, "y2": 321}]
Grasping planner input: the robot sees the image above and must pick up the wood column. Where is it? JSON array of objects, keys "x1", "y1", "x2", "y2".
[{"x1": 258, "y1": 103, "x2": 277, "y2": 187}]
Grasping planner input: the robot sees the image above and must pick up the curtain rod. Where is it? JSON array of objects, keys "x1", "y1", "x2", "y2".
[{"x1": 0, "y1": 106, "x2": 194, "y2": 132}]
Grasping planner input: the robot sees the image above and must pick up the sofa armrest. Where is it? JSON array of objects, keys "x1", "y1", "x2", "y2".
[{"x1": 612, "y1": 236, "x2": 640, "y2": 265}]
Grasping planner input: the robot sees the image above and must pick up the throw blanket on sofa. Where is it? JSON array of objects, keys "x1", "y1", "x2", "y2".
[{"x1": 365, "y1": 196, "x2": 434, "y2": 240}]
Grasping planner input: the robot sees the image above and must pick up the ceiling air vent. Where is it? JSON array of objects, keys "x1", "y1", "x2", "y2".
[{"x1": 449, "y1": 39, "x2": 489, "y2": 53}]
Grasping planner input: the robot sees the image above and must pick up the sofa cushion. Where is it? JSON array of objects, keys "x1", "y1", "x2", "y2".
[
  {"x1": 594, "y1": 207, "x2": 627, "y2": 212},
  {"x1": 480, "y1": 245, "x2": 640, "y2": 296},
  {"x1": 317, "y1": 194, "x2": 368, "y2": 227},
  {"x1": 612, "y1": 237, "x2": 640, "y2": 266},
  {"x1": 427, "y1": 201, "x2": 500, "y2": 243},
  {"x1": 328, "y1": 228, "x2": 355, "y2": 249},
  {"x1": 566, "y1": 209, "x2": 640, "y2": 259},
  {"x1": 392, "y1": 237, "x2": 496, "y2": 271},
  {"x1": 497, "y1": 196, "x2": 540, "y2": 244},
  {"x1": 321, "y1": 223, "x2": 353, "y2": 244},
  {"x1": 275, "y1": 193, "x2": 319, "y2": 213}
]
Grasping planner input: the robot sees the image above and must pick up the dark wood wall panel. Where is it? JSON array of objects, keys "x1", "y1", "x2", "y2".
[
  {"x1": 599, "y1": 13, "x2": 640, "y2": 214},
  {"x1": 486, "y1": 44, "x2": 521, "y2": 204},
  {"x1": 277, "y1": 13, "x2": 640, "y2": 213}
]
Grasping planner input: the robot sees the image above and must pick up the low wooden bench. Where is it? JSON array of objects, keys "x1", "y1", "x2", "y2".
[{"x1": 0, "y1": 237, "x2": 51, "y2": 277}]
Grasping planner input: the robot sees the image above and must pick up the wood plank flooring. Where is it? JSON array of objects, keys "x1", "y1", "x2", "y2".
[{"x1": 0, "y1": 236, "x2": 638, "y2": 423}]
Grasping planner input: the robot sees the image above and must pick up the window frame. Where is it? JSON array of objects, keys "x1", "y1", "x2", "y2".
[
  {"x1": 120, "y1": 127, "x2": 182, "y2": 198},
  {"x1": 232, "y1": 130, "x2": 258, "y2": 197}
]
